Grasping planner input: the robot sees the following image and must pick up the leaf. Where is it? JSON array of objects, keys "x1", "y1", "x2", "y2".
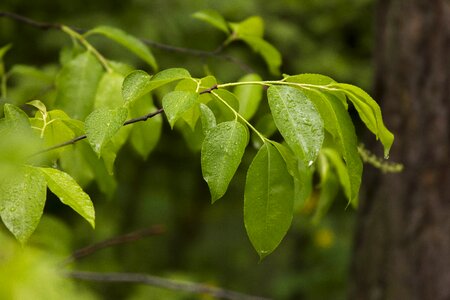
[
  {"x1": 201, "y1": 120, "x2": 248, "y2": 202},
  {"x1": 322, "y1": 148, "x2": 352, "y2": 204},
  {"x1": 85, "y1": 107, "x2": 128, "y2": 155},
  {"x1": 199, "y1": 103, "x2": 216, "y2": 134},
  {"x1": 162, "y1": 91, "x2": 198, "y2": 128},
  {"x1": 0, "y1": 166, "x2": 47, "y2": 244},
  {"x1": 294, "y1": 88, "x2": 362, "y2": 204},
  {"x1": 55, "y1": 51, "x2": 104, "y2": 120},
  {"x1": 39, "y1": 167, "x2": 95, "y2": 228},
  {"x1": 3, "y1": 103, "x2": 31, "y2": 129},
  {"x1": 86, "y1": 26, "x2": 157, "y2": 70},
  {"x1": 211, "y1": 89, "x2": 240, "y2": 122},
  {"x1": 94, "y1": 71, "x2": 125, "y2": 109},
  {"x1": 129, "y1": 95, "x2": 162, "y2": 159},
  {"x1": 244, "y1": 143, "x2": 294, "y2": 259},
  {"x1": 230, "y1": 16, "x2": 264, "y2": 38},
  {"x1": 272, "y1": 141, "x2": 313, "y2": 210},
  {"x1": 312, "y1": 173, "x2": 339, "y2": 224},
  {"x1": 192, "y1": 10, "x2": 230, "y2": 34},
  {"x1": 122, "y1": 68, "x2": 191, "y2": 103},
  {"x1": 331, "y1": 83, "x2": 394, "y2": 157},
  {"x1": 239, "y1": 36, "x2": 281, "y2": 75},
  {"x1": 252, "y1": 114, "x2": 277, "y2": 148},
  {"x1": 234, "y1": 73, "x2": 263, "y2": 120},
  {"x1": 284, "y1": 73, "x2": 347, "y2": 108},
  {"x1": 267, "y1": 85, "x2": 324, "y2": 164}
]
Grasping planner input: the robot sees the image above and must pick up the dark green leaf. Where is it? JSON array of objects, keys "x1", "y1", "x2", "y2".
[
  {"x1": 201, "y1": 120, "x2": 248, "y2": 202},
  {"x1": 267, "y1": 85, "x2": 324, "y2": 164},
  {"x1": 244, "y1": 143, "x2": 294, "y2": 259},
  {"x1": 39, "y1": 167, "x2": 95, "y2": 228}
]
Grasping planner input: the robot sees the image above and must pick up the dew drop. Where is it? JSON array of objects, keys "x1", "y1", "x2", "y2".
[{"x1": 308, "y1": 160, "x2": 314, "y2": 167}]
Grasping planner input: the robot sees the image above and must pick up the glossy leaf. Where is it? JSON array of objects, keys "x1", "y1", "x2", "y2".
[
  {"x1": 244, "y1": 143, "x2": 294, "y2": 259},
  {"x1": 55, "y1": 51, "x2": 103, "y2": 119},
  {"x1": 296, "y1": 88, "x2": 362, "y2": 204},
  {"x1": 331, "y1": 83, "x2": 394, "y2": 157},
  {"x1": 234, "y1": 73, "x2": 263, "y2": 120},
  {"x1": 201, "y1": 120, "x2": 248, "y2": 202},
  {"x1": 39, "y1": 167, "x2": 95, "y2": 228},
  {"x1": 86, "y1": 26, "x2": 157, "y2": 70},
  {"x1": 0, "y1": 166, "x2": 47, "y2": 244},
  {"x1": 199, "y1": 103, "x2": 216, "y2": 134},
  {"x1": 162, "y1": 91, "x2": 198, "y2": 128},
  {"x1": 267, "y1": 85, "x2": 324, "y2": 164},
  {"x1": 192, "y1": 10, "x2": 230, "y2": 34},
  {"x1": 85, "y1": 107, "x2": 128, "y2": 155},
  {"x1": 129, "y1": 95, "x2": 162, "y2": 159},
  {"x1": 122, "y1": 68, "x2": 191, "y2": 103}
]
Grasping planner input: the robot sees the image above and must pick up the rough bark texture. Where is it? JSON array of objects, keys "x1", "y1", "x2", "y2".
[{"x1": 350, "y1": 0, "x2": 450, "y2": 299}]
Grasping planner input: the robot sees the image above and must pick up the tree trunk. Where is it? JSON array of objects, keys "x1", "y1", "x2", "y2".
[{"x1": 350, "y1": 0, "x2": 450, "y2": 299}]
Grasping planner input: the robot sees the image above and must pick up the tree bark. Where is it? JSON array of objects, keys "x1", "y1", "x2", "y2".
[{"x1": 350, "y1": 0, "x2": 450, "y2": 299}]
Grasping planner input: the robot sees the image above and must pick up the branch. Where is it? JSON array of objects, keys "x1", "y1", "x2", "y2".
[
  {"x1": 0, "y1": 11, "x2": 254, "y2": 72},
  {"x1": 65, "y1": 271, "x2": 270, "y2": 300},
  {"x1": 32, "y1": 108, "x2": 164, "y2": 156},
  {"x1": 61, "y1": 225, "x2": 166, "y2": 265}
]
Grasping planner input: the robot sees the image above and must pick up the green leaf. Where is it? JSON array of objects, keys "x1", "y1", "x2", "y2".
[
  {"x1": 244, "y1": 143, "x2": 294, "y2": 259},
  {"x1": 3, "y1": 103, "x2": 31, "y2": 129},
  {"x1": 55, "y1": 51, "x2": 104, "y2": 120},
  {"x1": 162, "y1": 91, "x2": 198, "y2": 128},
  {"x1": 234, "y1": 73, "x2": 263, "y2": 120},
  {"x1": 86, "y1": 26, "x2": 157, "y2": 70},
  {"x1": 199, "y1": 103, "x2": 216, "y2": 134},
  {"x1": 331, "y1": 83, "x2": 394, "y2": 157},
  {"x1": 129, "y1": 95, "x2": 162, "y2": 159},
  {"x1": 201, "y1": 120, "x2": 248, "y2": 202},
  {"x1": 211, "y1": 89, "x2": 240, "y2": 122},
  {"x1": 122, "y1": 68, "x2": 191, "y2": 103},
  {"x1": 0, "y1": 166, "x2": 47, "y2": 244},
  {"x1": 94, "y1": 71, "x2": 125, "y2": 109},
  {"x1": 39, "y1": 167, "x2": 95, "y2": 228},
  {"x1": 252, "y1": 114, "x2": 277, "y2": 149},
  {"x1": 239, "y1": 36, "x2": 281, "y2": 75},
  {"x1": 267, "y1": 85, "x2": 324, "y2": 164},
  {"x1": 293, "y1": 89, "x2": 362, "y2": 204},
  {"x1": 322, "y1": 148, "x2": 352, "y2": 204},
  {"x1": 313, "y1": 173, "x2": 339, "y2": 224},
  {"x1": 192, "y1": 10, "x2": 230, "y2": 34},
  {"x1": 85, "y1": 107, "x2": 128, "y2": 155},
  {"x1": 0, "y1": 44, "x2": 12, "y2": 59},
  {"x1": 230, "y1": 16, "x2": 264, "y2": 38},
  {"x1": 272, "y1": 141, "x2": 313, "y2": 210}
]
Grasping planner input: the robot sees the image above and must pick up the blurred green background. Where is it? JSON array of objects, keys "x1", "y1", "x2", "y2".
[{"x1": 0, "y1": 0, "x2": 375, "y2": 299}]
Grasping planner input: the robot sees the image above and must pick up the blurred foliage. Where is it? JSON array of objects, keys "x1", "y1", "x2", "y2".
[{"x1": 0, "y1": 0, "x2": 374, "y2": 299}]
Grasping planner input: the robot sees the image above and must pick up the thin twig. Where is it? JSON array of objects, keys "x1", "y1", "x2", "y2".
[
  {"x1": 32, "y1": 108, "x2": 164, "y2": 156},
  {"x1": 65, "y1": 271, "x2": 270, "y2": 300},
  {"x1": 61, "y1": 225, "x2": 166, "y2": 265},
  {"x1": 0, "y1": 11, "x2": 254, "y2": 72}
]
